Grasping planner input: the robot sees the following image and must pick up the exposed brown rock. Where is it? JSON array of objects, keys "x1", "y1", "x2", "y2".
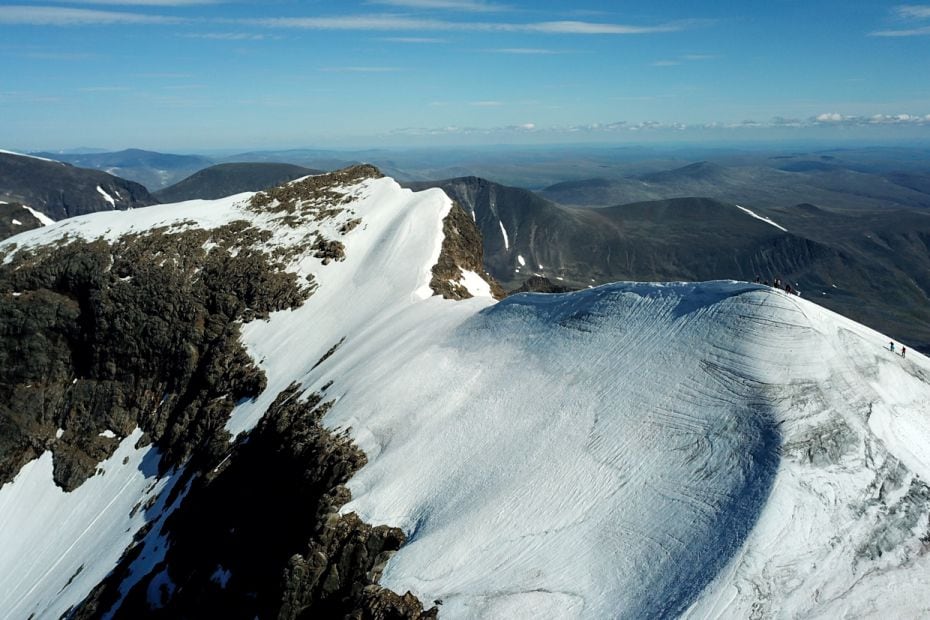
[{"x1": 430, "y1": 201, "x2": 504, "y2": 300}]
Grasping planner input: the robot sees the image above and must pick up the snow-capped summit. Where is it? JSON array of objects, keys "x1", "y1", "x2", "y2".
[{"x1": 0, "y1": 167, "x2": 928, "y2": 618}]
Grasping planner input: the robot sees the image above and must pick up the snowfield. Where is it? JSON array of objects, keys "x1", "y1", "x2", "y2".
[{"x1": 1, "y1": 173, "x2": 929, "y2": 618}]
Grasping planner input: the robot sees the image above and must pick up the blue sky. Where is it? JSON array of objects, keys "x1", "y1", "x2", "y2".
[{"x1": 1, "y1": 1, "x2": 930, "y2": 151}]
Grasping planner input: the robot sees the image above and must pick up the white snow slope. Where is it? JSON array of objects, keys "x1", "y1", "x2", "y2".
[{"x1": 2, "y1": 171, "x2": 930, "y2": 619}]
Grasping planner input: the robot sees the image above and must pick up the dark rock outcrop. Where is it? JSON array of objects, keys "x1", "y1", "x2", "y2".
[
  {"x1": 0, "y1": 202, "x2": 44, "y2": 241},
  {"x1": 0, "y1": 221, "x2": 309, "y2": 490}
]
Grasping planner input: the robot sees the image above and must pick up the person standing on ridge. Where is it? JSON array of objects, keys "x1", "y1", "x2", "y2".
[
  {"x1": 902, "y1": 346, "x2": 906, "y2": 359},
  {"x1": 890, "y1": 341, "x2": 895, "y2": 353}
]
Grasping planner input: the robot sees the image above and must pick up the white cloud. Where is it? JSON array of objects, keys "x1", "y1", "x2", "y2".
[
  {"x1": 380, "y1": 36, "x2": 446, "y2": 43},
  {"x1": 367, "y1": 0, "x2": 508, "y2": 11},
  {"x1": 894, "y1": 5, "x2": 930, "y2": 19},
  {"x1": 182, "y1": 32, "x2": 274, "y2": 40},
  {"x1": 319, "y1": 66, "x2": 404, "y2": 72},
  {"x1": 484, "y1": 47, "x2": 565, "y2": 54},
  {"x1": 246, "y1": 14, "x2": 704, "y2": 36},
  {"x1": 815, "y1": 112, "x2": 846, "y2": 122},
  {"x1": 0, "y1": 6, "x2": 183, "y2": 25},
  {"x1": 47, "y1": 0, "x2": 218, "y2": 4},
  {"x1": 870, "y1": 25, "x2": 930, "y2": 36},
  {"x1": 871, "y1": 5, "x2": 930, "y2": 35}
]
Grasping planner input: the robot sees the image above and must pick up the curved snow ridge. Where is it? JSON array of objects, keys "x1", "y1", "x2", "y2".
[{"x1": 225, "y1": 177, "x2": 482, "y2": 437}]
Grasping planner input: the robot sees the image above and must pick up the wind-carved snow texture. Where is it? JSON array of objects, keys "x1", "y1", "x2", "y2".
[{"x1": 320, "y1": 282, "x2": 782, "y2": 618}]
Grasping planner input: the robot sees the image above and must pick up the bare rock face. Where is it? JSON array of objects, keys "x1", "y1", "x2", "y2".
[
  {"x1": 0, "y1": 223, "x2": 308, "y2": 490},
  {"x1": 73, "y1": 383, "x2": 435, "y2": 619},
  {"x1": 0, "y1": 202, "x2": 44, "y2": 241},
  {"x1": 430, "y1": 201, "x2": 505, "y2": 300}
]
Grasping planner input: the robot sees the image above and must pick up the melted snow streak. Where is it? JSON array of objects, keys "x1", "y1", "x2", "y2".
[{"x1": 498, "y1": 220, "x2": 510, "y2": 251}]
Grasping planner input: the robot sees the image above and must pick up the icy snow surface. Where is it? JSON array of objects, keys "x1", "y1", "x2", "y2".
[{"x1": 735, "y1": 204, "x2": 788, "y2": 232}]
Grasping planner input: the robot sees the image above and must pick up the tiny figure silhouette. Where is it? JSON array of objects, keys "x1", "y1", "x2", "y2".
[
  {"x1": 902, "y1": 346, "x2": 906, "y2": 359},
  {"x1": 890, "y1": 341, "x2": 895, "y2": 353}
]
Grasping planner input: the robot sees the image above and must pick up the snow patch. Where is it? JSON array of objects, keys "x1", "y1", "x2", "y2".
[
  {"x1": 517, "y1": 254, "x2": 526, "y2": 267},
  {"x1": 0, "y1": 149, "x2": 60, "y2": 163},
  {"x1": 498, "y1": 220, "x2": 510, "y2": 250},
  {"x1": 735, "y1": 204, "x2": 787, "y2": 232},
  {"x1": 457, "y1": 270, "x2": 493, "y2": 298},
  {"x1": 21, "y1": 206, "x2": 55, "y2": 227},
  {"x1": 99, "y1": 429, "x2": 117, "y2": 439},
  {"x1": 11, "y1": 219, "x2": 21, "y2": 226},
  {"x1": 97, "y1": 186, "x2": 117, "y2": 208}
]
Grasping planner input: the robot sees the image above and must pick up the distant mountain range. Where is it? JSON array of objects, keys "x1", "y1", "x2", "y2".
[
  {"x1": 30, "y1": 148, "x2": 214, "y2": 190},
  {"x1": 409, "y1": 176, "x2": 930, "y2": 353},
  {"x1": 0, "y1": 151, "x2": 156, "y2": 220},
  {"x1": 540, "y1": 161, "x2": 930, "y2": 211},
  {"x1": 154, "y1": 163, "x2": 320, "y2": 203}
]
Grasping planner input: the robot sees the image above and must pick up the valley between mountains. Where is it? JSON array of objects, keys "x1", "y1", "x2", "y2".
[{"x1": 1, "y1": 168, "x2": 929, "y2": 618}]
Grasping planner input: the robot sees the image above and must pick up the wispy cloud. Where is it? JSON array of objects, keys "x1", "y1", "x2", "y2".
[
  {"x1": 483, "y1": 47, "x2": 566, "y2": 54},
  {"x1": 0, "y1": 6, "x2": 184, "y2": 25},
  {"x1": 245, "y1": 14, "x2": 705, "y2": 36},
  {"x1": 182, "y1": 32, "x2": 275, "y2": 40},
  {"x1": 319, "y1": 66, "x2": 405, "y2": 73},
  {"x1": 894, "y1": 4, "x2": 930, "y2": 19},
  {"x1": 469, "y1": 100, "x2": 504, "y2": 106},
  {"x1": 47, "y1": 0, "x2": 219, "y2": 4},
  {"x1": 870, "y1": 25, "x2": 930, "y2": 36},
  {"x1": 388, "y1": 112, "x2": 930, "y2": 138},
  {"x1": 651, "y1": 53, "x2": 717, "y2": 67},
  {"x1": 813, "y1": 111, "x2": 930, "y2": 125},
  {"x1": 870, "y1": 4, "x2": 930, "y2": 36},
  {"x1": 78, "y1": 85, "x2": 131, "y2": 92},
  {"x1": 682, "y1": 53, "x2": 717, "y2": 61},
  {"x1": 367, "y1": 0, "x2": 509, "y2": 11},
  {"x1": 379, "y1": 36, "x2": 446, "y2": 43}
]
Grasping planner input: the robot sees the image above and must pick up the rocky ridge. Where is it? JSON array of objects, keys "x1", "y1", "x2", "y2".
[{"x1": 0, "y1": 165, "x2": 479, "y2": 617}]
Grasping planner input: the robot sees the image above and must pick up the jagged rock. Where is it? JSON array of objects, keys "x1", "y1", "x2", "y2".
[
  {"x1": 430, "y1": 201, "x2": 504, "y2": 300},
  {"x1": 0, "y1": 222, "x2": 308, "y2": 489},
  {"x1": 74, "y1": 383, "x2": 433, "y2": 619}
]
